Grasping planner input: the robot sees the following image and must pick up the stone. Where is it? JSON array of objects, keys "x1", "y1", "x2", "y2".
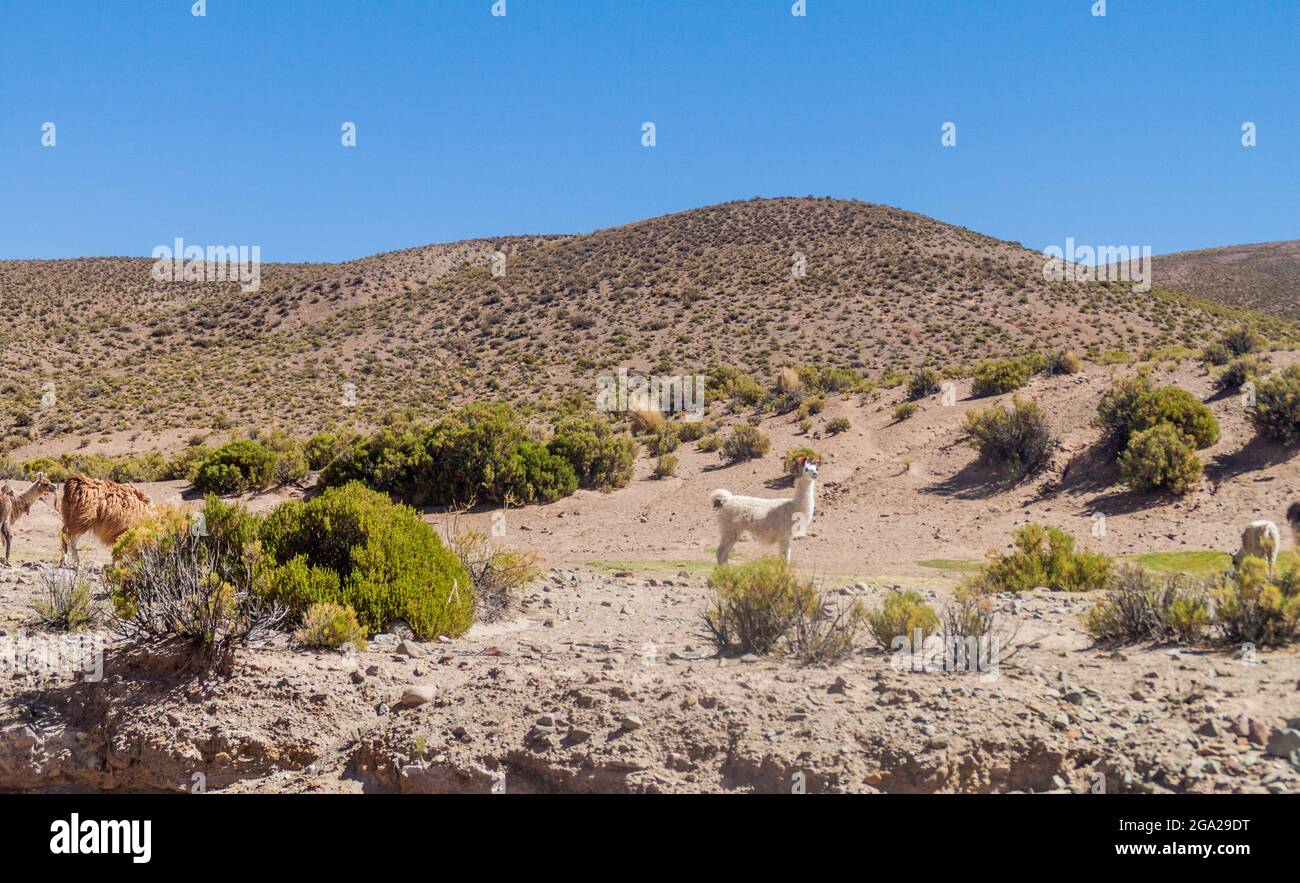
[
  {"x1": 1265, "y1": 728, "x2": 1300, "y2": 758},
  {"x1": 397, "y1": 640, "x2": 425, "y2": 658},
  {"x1": 1053, "y1": 712, "x2": 1070, "y2": 730},
  {"x1": 620, "y1": 715, "x2": 644, "y2": 732},
  {"x1": 396, "y1": 685, "x2": 437, "y2": 708},
  {"x1": 1195, "y1": 720, "x2": 1221, "y2": 738},
  {"x1": 388, "y1": 620, "x2": 415, "y2": 641},
  {"x1": 350, "y1": 669, "x2": 366, "y2": 684}
]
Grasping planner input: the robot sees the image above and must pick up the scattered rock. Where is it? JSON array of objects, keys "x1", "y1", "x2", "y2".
[{"x1": 396, "y1": 685, "x2": 437, "y2": 709}]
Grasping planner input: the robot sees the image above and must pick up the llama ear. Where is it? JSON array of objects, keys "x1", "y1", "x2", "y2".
[{"x1": 795, "y1": 456, "x2": 805, "y2": 466}]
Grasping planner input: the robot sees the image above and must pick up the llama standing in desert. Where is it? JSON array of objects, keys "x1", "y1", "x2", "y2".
[
  {"x1": 1, "y1": 473, "x2": 56, "y2": 566},
  {"x1": 1233, "y1": 519, "x2": 1281, "y2": 577},
  {"x1": 57, "y1": 475, "x2": 153, "y2": 567},
  {"x1": 711, "y1": 457, "x2": 819, "y2": 565}
]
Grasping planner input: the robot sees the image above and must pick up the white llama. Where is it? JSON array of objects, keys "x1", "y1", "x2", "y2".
[{"x1": 711, "y1": 457, "x2": 818, "y2": 565}]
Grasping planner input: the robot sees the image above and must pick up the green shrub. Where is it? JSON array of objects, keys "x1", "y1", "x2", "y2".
[
  {"x1": 260, "y1": 482, "x2": 473, "y2": 639},
  {"x1": 703, "y1": 557, "x2": 818, "y2": 655},
  {"x1": 1201, "y1": 342, "x2": 1232, "y2": 366},
  {"x1": 1214, "y1": 357, "x2": 1261, "y2": 393},
  {"x1": 448, "y1": 525, "x2": 540, "y2": 624},
  {"x1": 720, "y1": 424, "x2": 771, "y2": 462},
  {"x1": 1083, "y1": 564, "x2": 1208, "y2": 643},
  {"x1": 980, "y1": 524, "x2": 1111, "y2": 593},
  {"x1": 1221, "y1": 326, "x2": 1263, "y2": 357},
  {"x1": 1119, "y1": 423, "x2": 1203, "y2": 494},
  {"x1": 962, "y1": 396, "x2": 1055, "y2": 479},
  {"x1": 548, "y1": 414, "x2": 636, "y2": 491},
  {"x1": 294, "y1": 602, "x2": 368, "y2": 651},
  {"x1": 1249, "y1": 364, "x2": 1300, "y2": 445},
  {"x1": 971, "y1": 358, "x2": 1033, "y2": 397},
  {"x1": 193, "y1": 440, "x2": 277, "y2": 495},
  {"x1": 892, "y1": 401, "x2": 918, "y2": 422},
  {"x1": 907, "y1": 368, "x2": 942, "y2": 400},
  {"x1": 697, "y1": 433, "x2": 722, "y2": 452},
  {"x1": 826, "y1": 417, "x2": 851, "y2": 435},
  {"x1": 1095, "y1": 375, "x2": 1154, "y2": 448},
  {"x1": 501, "y1": 440, "x2": 578, "y2": 504},
  {"x1": 1212, "y1": 557, "x2": 1299, "y2": 646},
  {"x1": 643, "y1": 423, "x2": 680, "y2": 456},
  {"x1": 30, "y1": 567, "x2": 98, "y2": 631},
  {"x1": 653, "y1": 454, "x2": 678, "y2": 478},
  {"x1": 1129, "y1": 387, "x2": 1219, "y2": 449},
  {"x1": 865, "y1": 590, "x2": 940, "y2": 649},
  {"x1": 677, "y1": 420, "x2": 710, "y2": 443}
]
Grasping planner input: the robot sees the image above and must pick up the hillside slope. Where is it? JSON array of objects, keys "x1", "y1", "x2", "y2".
[
  {"x1": 1, "y1": 198, "x2": 1292, "y2": 452},
  {"x1": 1154, "y1": 239, "x2": 1300, "y2": 319}
]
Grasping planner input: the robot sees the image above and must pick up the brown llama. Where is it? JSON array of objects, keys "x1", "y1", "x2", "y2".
[
  {"x1": 58, "y1": 475, "x2": 153, "y2": 567},
  {"x1": 1, "y1": 473, "x2": 56, "y2": 566}
]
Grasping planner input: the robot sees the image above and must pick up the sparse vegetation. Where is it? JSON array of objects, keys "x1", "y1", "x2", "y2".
[
  {"x1": 30, "y1": 567, "x2": 98, "y2": 631},
  {"x1": 448, "y1": 523, "x2": 540, "y2": 624},
  {"x1": 1119, "y1": 423, "x2": 1204, "y2": 493},
  {"x1": 906, "y1": 367, "x2": 942, "y2": 400},
  {"x1": 1083, "y1": 564, "x2": 1209, "y2": 643},
  {"x1": 971, "y1": 357, "x2": 1034, "y2": 397}
]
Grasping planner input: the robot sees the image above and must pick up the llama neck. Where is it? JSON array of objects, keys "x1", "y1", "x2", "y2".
[
  {"x1": 793, "y1": 477, "x2": 816, "y2": 512},
  {"x1": 14, "y1": 482, "x2": 45, "y2": 515}
]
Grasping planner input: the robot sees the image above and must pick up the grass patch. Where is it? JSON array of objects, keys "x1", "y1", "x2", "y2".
[
  {"x1": 1123, "y1": 551, "x2": 1232, "y2": 579},
  {"x1": 917, "y1": 558, "x2": 984, "y2": 574}
]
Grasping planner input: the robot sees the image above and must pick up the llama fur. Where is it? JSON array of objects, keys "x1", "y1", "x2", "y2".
[
  {"x1": 58, "y1": 475, "x2": 153, "y2": 567},
  {"x1": 711, "y1": 458, "x2": 818, "y2": 565},
  {"x1": 1233, "y1": 519, "x2": 1281, "y2": 576},
  {"x1": 1288, "y1": 502, "x2": 1300, "y2": 549},
  {"x1": 1, "y1": 473, "x2": 55, "y2": 566}
]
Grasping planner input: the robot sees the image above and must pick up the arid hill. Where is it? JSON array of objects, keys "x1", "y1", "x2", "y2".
[
  {"x1": 1154, "y1": 239, "x2": 1300, "y2": 320},
  {"x1": 1, "y1": 198, "x2": 1292, "y2": 452}
]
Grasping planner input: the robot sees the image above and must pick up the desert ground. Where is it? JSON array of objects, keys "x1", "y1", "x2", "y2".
[{"x1": 2, "y1": 356, "x2": 1298, "y2": 794}]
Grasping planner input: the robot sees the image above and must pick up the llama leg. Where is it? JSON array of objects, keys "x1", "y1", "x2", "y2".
[
  {"x1": 1, "y1": 523, "x2": 10, "y2": 566},
  {"x1": 781, "y1": 536, "x2": 793, "y2": 562},
  {"x1": 716, "y1": 530, "x2": 735, "y2": 565}
]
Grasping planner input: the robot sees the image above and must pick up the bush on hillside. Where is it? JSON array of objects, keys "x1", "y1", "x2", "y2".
[
  {"x1": 1221, "y1": 326, "x2": 1263, "y2": 357},
  {"x1": 1044, "y1": 350, "x2": 1083, "y2": 376},
  {"x1": 1083, "y1": 564, "x2": 1209, "y2": 643},
  {"x1": 1212, "y1": 557, "x2": 1299, "y2": 646},
  {"x1": 962, "y1": 396, "x2": 1056, "y2": 479},
  {"x1": 865, "y1": 590, "x2": 940, "y2": 650},
  {"x1": 1214, "y1": 356, "x2": 1261, "y2": 393},
  {"x1": 720, "y1": 424, "x2": 771, "y2": 462},
  {"x1": 260, "y1": 482, "x2": 473, "y2": 639},
  {"x1": 1248, "y1": 364, "x2": 1300, "y2": 445},
  {"x1": 1119, "y1": 423, "x2": 1204, "y2": 494},
  {"x1": 1129, "y1": 386, "x2": 1219, "y2": 449},
  {"x1": 906, "y1": 368, "x2": 942, "y2": 401},
  {"x1": 971, "y1": 357, "x2": 1034, "y2": 397},
  {"x1": 1095, "y1": 375, "x2": 1154, "y2": 449},
  {"x1": 547, "y1": 413, "x2": 636, "y2": 491}
]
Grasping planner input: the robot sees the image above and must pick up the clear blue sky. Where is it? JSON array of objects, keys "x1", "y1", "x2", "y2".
[{"x1": 2, "y1": 0, "x2": 1296, "y2": 262}]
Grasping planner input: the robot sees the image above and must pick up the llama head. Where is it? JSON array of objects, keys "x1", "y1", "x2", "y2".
[
  {"x1": 32, "y1": 472, "x2": 55, "y2": 497},
  {"x1": 794, "y1": 456, "x2": 819, "y2": 481}
]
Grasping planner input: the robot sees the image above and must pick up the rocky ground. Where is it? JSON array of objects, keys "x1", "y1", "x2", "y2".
[{"x1": 1, "y1": 558, "x2": 1297, "y2": 794}]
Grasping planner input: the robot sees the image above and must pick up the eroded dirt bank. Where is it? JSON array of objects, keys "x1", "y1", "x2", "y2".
[{"x1": 2, "y1": 564, "x2": 1297, "y2": 794}]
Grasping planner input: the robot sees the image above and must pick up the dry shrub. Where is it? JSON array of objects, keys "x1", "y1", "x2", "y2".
[
  {"x1": 295, "y1": 602, "x2": 368, "y2": 651},
  {"x1": 792, "y1": 595, "x2": 867, "y2": 665},
  {"x1": 109, "y1": 534, "x2": 288, "y2": 666},
  {"x1": 703, "y1": 557, "x2": 817, "y2": 656},
  {"x1": 629, "y1": 409, "x2": 665, "y2": 435},
  {"x1": 449, "y1": 523, "x2": 540, "y2": 624},
  {"x1": 30, "y1": 567, "x2": 99, "y2": 631},
  {"x1": 1083, "y1": 564, "x2": 1208, "y2": 643},
  {"x1": 1212, "y1": 557, "x2": 1299, "y2": 646},
  {"x1": 720, "y1": 424, "x2": 771, "y2": 462}
]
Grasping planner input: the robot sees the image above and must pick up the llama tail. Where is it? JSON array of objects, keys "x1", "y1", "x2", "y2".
[{"x1": 711, "y1": 489, "x2": 732, "y2": 509}]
